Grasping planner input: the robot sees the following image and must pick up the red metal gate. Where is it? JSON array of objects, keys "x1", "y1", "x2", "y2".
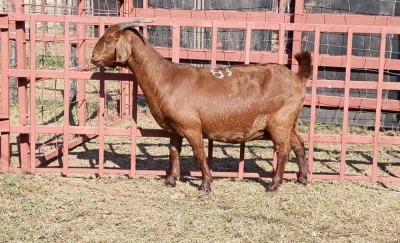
[{"x1": 0, "y1": 0, "x2": 399, "y2": 183}]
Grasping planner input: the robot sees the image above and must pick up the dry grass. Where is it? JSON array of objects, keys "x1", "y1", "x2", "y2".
[{"x1": 0, "y1": 173, "x2": 399, "y2": 242}]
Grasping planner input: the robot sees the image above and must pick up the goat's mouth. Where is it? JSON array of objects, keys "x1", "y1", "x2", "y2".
[
  {"x1": 91, "y1": 58, "x2": 104, "y2": 67},
  {"x1": 91, "y1": 58, "x2": 118, "y2": 69}
]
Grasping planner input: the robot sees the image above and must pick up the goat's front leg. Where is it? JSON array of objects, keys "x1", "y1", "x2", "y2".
[
  {"x1": 186, "y1": 133, "x2": 212, "y2": 192},
  {"x1": 165, "y1": 134, "x2": 183, "y2": 187}
]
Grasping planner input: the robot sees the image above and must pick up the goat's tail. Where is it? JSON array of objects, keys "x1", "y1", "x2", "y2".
[{"x1": 294, "y1": 51, "x2": 312, "y2": 84}]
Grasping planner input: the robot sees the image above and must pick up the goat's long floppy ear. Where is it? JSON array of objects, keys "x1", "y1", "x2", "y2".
[{"x1": 114, "y1": 34, "x2": 131, "y2": 64}]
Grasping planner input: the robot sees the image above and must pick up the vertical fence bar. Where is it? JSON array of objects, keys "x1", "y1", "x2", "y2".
[
  {"x1": 291, "y1": 0, "x2": 304, "y2": 73},
  {"x1": 238, "y1": 143, "x2": 245, "y2": 179},
  {"x1": 120, "y1": 81, "x2": 125, "y2": 117},
  {"x1": 244, "y1": 23, "x2": 252, "y2": 65},
  {"x1": 62, "y1": 17, "x2": 71, "y2": 175},
  {"x1": 308, "y1": 26, "x2": 320, "y2": 181},
  {"x1": 339, "y1": 28, "x2": 353, "y2": 182},
  {"x1": 78, "y1": 0, "x2": 84, "y2": 15},
  {"x1": 29, "y1": 16, "x2": 37, "y2": 174},
  {"x1": 119, "y1": 0, "x2": 126, "y2": 16},
  {"x1": 98, "y1": 71, "x2": 105, "y2": 176},
  {"x1": 278, "y1": 23, "x2": 285, "y2": 65},
  {"x1": 69, "y1": 0, "x2": 78, "y2": 123},
  {"x1": 278, "y1": 0, "x2": 285, "y2": 13},
  {"x1": 120, "y1": 71, "x2": 129, "y2": 117},
  {"x1": 98, "y1": 19, "x2": 106, "y2": 176},
  {"x1": 130, "y1": 81, "x2": 138, "y2": 176},
  {"x1": 211, "y1": 21, "x2": 218, "y2": 69},
  {"x1": 208, "y1": 20, "x2": 218, "y2": 173},
  {"x1": 1, "y1": 28, "x2": 10, "y2": 172},
  {"x1": 143, "y1": 0, "x2": 148, "y2": 9},
  {"x1": 120, "y1": 1, "x2": 130, "y2": 119},
  {"x1": 140, "y1": 4, "x2": 149, "y2": 40},
  {"x1": 77, "y1": 0, "x2": 86, "y2": 127},
  {"x1": 172, "y1": 23, "x2": 180, "y2": 63},
  {"x1": 372, "y1": 29, "x2": 387, "y2": 182},
  {"x1": 15, "y1": 0, "x2": 30, "y2": 171},
  {"x1": 272, "y1": 23, "x2": 287, "y2": 172},
  {"x1": 239, "y1": 22, "x2": 252, "y2": 176}
]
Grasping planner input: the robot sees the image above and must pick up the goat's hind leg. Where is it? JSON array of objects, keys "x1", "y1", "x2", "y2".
[
  {"x1": 267, "y1": 127, "x2": 291, "y2": 192},
  {"x1": 290, "y1": 129, "x2": 308, "y2": 185},
  {"x1": 165, "y1": 134, "x2": 183, "y2": 187}
]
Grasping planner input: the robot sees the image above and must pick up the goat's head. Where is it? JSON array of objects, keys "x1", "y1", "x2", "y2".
[{"x1": 91, "y1": 20, "x2": 152, "y2": 68}]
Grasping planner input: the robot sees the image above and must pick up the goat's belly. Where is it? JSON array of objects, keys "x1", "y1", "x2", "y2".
[
  {"x1": 204, "y1": 130, "x2": 266, "y2": 143},
  {"x1": 202, "y1": 115, "x2": 269, "y2": 143}
]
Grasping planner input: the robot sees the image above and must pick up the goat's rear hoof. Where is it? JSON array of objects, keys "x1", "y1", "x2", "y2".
[
  {"x1": 266, "y1": 185, "x2": 279, "y2": 192},
  {"x1": 164, "y1": 176, "x2": 177, "y2": 187},
  {"x1": 296, "y1": 173, "x2": 308, "y2": 186},
  {"x1": 266, "y1": 181, "x2": 280, "y2": 192}
]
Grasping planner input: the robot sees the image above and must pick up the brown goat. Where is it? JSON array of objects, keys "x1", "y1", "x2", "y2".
[{"x1": 91, "y1": 20, "x2": 312, "y2": 192}]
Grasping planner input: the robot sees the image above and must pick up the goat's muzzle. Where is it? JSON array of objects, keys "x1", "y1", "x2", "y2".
[{"x1": 91, "y1": 57, "x2": 104, "y2": 67}]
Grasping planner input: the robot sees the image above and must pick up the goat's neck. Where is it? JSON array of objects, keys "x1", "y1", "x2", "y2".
[
  {"x1": 125, "y1": 35, "x2": 175, "y2": 118},
  {"x1": 128, "y1": 46, "x2": 172, "y2": 85}
]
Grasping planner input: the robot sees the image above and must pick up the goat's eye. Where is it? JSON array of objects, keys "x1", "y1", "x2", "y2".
[{"x1": 105, "y1": 35, "x2": 114, "y2": 43}]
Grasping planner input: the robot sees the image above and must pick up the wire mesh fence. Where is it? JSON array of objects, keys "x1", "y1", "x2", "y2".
[
  {"x1": 301, "y1": 0, "x2": 400, "y2": 129},
  {"x1": 304, "y1": 0, "x2": 400, "y2": 16},
  {"x1": 146, "y1": 0, "x2": 282, "y2": 11}
]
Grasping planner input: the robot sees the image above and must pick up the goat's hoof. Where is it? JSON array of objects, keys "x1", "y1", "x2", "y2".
[
  {"x1": 266, "y1": 186, "x2": 278, "y2": 192},
  {"x1": 164, "y1": 176, "x2": 177, "y2": 187},
  {"x1": 198, "y1": 183, "x2": 211, "y2": 193},
  {"x1": 266, "y1": 182, "x2": 280, "y2": 192},
  {"x1": 296, "y1": 178, "x2": 308, "y2": 186},
  {"x1": 296, "y1": 174, "x2": 308, "y2": 186}
]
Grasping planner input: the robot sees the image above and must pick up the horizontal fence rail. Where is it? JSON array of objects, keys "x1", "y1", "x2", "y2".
[{"x1": 0, "y1": 0, "x2": 399, "y2": 184}]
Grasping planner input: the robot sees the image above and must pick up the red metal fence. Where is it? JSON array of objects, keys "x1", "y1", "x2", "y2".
[{"x1": 0, "y1": 0, "x2": 399, "y2": 183}]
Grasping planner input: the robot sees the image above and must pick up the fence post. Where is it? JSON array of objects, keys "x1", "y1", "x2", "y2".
[
  {"x1": 339, "y1": 28, "x2": 353, "y2": 182},
  {"x1": 372, "y1": 29, "x2": 387, "y2": 182},
  {"x1": 77, "y1": 0, "x2": 86, "y2": 126},
  {"x1": 1, "y1": 22, "x2": 10, "y2": 172},
  {"x1": 15, "y1": 0, "x2": 30, "y2": 172},
  {"x1": 308, "y1": 26, "x2": 321, "y2": 182},
  {"x1": 291, "y1": 0, "x2": 304, "y2": 73}
]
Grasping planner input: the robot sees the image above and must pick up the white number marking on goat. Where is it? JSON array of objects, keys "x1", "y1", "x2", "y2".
[
  {"x1": 210, "y1": 68, "x2": 233, "y2": 79},
  {"x1": 211, "y1": 69, "x2": 224, "y2": 79}
]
